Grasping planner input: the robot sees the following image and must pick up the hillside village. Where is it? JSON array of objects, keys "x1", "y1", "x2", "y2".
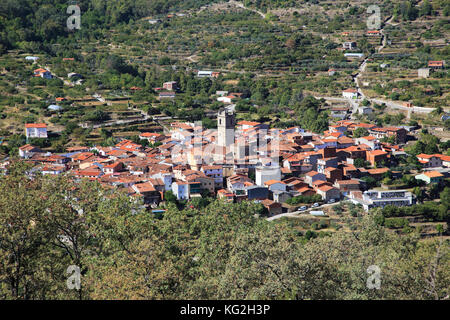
[
  {"x1": 12, "y1": 103, "x2": 450, "y2": 219},
  {"x1": 0, "y1": 0, "x2": 449, "y2": 302}
]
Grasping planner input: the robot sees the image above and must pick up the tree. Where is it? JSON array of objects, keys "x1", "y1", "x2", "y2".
[
  {"x1": 0, "y1": 162, "x2": 54, "y2": 299},
  {"x1": 354, "y1": 158, "x2": 366, "y2": 168},
  {"x1": 1, "y1": 161, "x2": 449, "y2": 300},
  {"x1": 164, "y1": 190, "x2": 177, "y2": 203},
  {"x1": 353, "y1": 127, "x2": 369, "y2": 138},
  {"x1": 413, "y1": 187, "x2": 425, "y2": 203},
  {"x1": 419, "y1": 0, "x2": 433, "y2": 16},
  {"x1": 361, "y1": 176, "x2": 377, "y2": 189}
]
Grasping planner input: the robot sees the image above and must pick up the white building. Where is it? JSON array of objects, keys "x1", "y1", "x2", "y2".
[
  {"x1": 216, "y1": 91, "x2": 229, "y2": 97},
  {"x1": 18, "y1": 144, "x2": 41, "y2": 158},
  {"x1": 418, "y1": 68, "x2": 430, "y2": 78},
  {"x1": 343, "y1": 42, "x2": 356, "y2": 50},
  {"x1": 25, "y1": 56, "x2": 39, "y2": 62},
  {"x1": 256, "y1": 165, "x2": 281, "y2": 187},
  {"x1": 343, "y1": 88, "x2": 358, "y2": 99},
  {"x1": 344, "y1": 53, "x2": 364, "y2": 58},
  {"x1": 171, "y1": 181, "x2": 190, "y2": 200},
  {"x1": 358, "y1": 106, "x2": 373, "y2": 115},
  {"x1": 217, "y1": 96, "x2": 235, "y2": 104},
  {"x1": 197, "y1": 71, "x2": 213, "y2": 77},
  {"x1": 350, "y1": 190, "x2": 415, "y2": 211},
  {"x1": 25, "y1": 123, "x2": 48, "y2": 138}
]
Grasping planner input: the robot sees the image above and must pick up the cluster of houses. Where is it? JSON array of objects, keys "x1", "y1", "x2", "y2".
[
  {"x1": 33, "y1": 68, "x2": 53, "y2": 79},
  {"x1": 12, "y1": 111, "x2": 449, "y2": 215},
  {"x1": 418, "y1": 60, "x2": 445, "y2": 78}
]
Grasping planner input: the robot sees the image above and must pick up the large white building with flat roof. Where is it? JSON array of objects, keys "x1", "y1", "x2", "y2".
[{"x1": 350, "y1": 190, "x2": 415, "y2": 211}]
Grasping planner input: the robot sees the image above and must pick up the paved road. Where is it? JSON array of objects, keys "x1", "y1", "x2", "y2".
[{"x1": 266, "y1": 202, "x2": 338, "y2": 221}]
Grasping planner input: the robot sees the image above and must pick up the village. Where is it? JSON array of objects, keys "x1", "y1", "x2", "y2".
[
  {"x1": 13, "y1": 94, "x2": 450, "y2": 218},
  {"x1": 0, "y1": 0, "x2": 449, "y2": 302},
  {"x1": 6, "y1": 32, "x2": 448, "y2": 223}
]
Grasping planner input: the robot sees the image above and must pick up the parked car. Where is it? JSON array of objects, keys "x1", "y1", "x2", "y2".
[
  {"x1": 312, "y1": 203, "x2": 320, "y2": 208},
  {"x1": 298, "y1": 206, "x2": 307, "y2": 211}
]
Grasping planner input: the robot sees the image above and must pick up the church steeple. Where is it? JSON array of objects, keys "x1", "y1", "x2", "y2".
[{"x1": 217, "y1": 108, "x2": 235, "y2": 147}]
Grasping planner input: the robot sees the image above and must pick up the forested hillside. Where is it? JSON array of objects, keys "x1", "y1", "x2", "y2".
[
  {"x1": 0, "y1": 161, "x2": 448, "y2": 300},
  {"x1": 0, "y1": 0, "x2": 219, "y2": 53}
]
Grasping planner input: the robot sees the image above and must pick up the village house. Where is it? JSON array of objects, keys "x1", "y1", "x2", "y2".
[
  {"x1": 41, "y1": 164, "x2": 66, "y2": 175},
  {"x1": 324, "y1": 167, "x2": 343, "y2": 183},
  {"x1": 159, "y1": 92, "x2": 176, "y2": 99},
  {"x1": 217, "y1": 189, "x2": 234, "y2": 202},
  {"x1": 255, "y1": 165, "x2": 281, "y2": 187},
  {"x1": 245, "y1": 186, "x2": 269, "y2": 201},
  {"x1": 334, "y1": 180, "x2": 361, "y2": 195},
  {"x1": 369, "y1": 127, "x2": 407, "y2": 144},
  {"x1": 330, "y1": 108, "x2": 349, "y2": 120},
  {"x1": 34, "y1": 68, "x2": 52, "y2": 79},
  {"x1": 171, "y1": 181, "x2": 190, "y2": 200},
  {"x1": 356, "y1": 136, "x2": 379, "y2": 150},
  {"x1": 304, "y1": 171, "x2": 326, "y2": 186},
  {"x1": 216, "y1": 91, "x2": 229, "y2": 97},
  {"x1": 73, "y1": 167, "x2": 104, "y2": 180},
  {"x1": 343, "y1": 165, "x2": 360, "y2": 179},
  {"x1": 102, "y1": 162, "x2": 124, "y2": 174},
  {"x1": 438, "y1": 155, "x2": 450, "y2": 168},
  {"x1": 264, "y1": 180, "x2": 287, "y2": 192},
  {"x1": 272, "y1": 190, "x2": 292, "y2": 203},
  {"x1": 197, "y1": 71, "x2": 220, "y2": 78},
  {"x1": 416, "y1": 154, "x2": 443, "y2": 167},
  {"x1": 365, "y1": 168, "x2": 390, "y2": 181},
  {"x1": 201, "y1": 165, "x2": 224, "y2": 189},
  {"x1": 343, "y1": 41, "x2": 357, "y2": 49},
  {"x1": 415, "y1": 171, "x2": 444, "y2": 185},
  {"x1": 163, "y1": 81, "x2": 178, "y2": 91},
  {"x1": 317, "y1": 153, "x2": 338, "y2": 171},
  {"x1": 261, "y1": 199, "x2": 282, "y2": 216},
  {"x1": 315, "y1": 185, "x2": 340, "y2": 202},
  {"x1": 366, "y1": 30, "x2": 381, "y2": 36},
  {"x1": 342, "y1": 88, "x2": 358, "y2": 99},
  {"x1": 25, "y1": 56, "x2": 39, "y2": 62},
  {"x1": 185, "y1": 173, "x2": 215, "y2": 195},
  {"x1": 132, "y1": 182, "x2": 161, "y2": 205},
  {"x1": 428, "y1": 61, "x2": 445, "y2": 69},
  {"x1": 227, "y1": 174, "x2": 253, "y2": 194},
  {"x1": 418, "y1": 68, "x2": 430, "y2": 78},
  {"x1": 19, "y1": 144, "x2": 42, "y2": 158},
  {"x1": 344, "y1": 53, "x2": 364, "y2": 59},
  {"x1": 139, "y1": 132, "x2": 165, "y2": 143},
  {"x1": 25, "y1": 123, "x2": 48, "y2": 139},
  {"x1": 366, "y1": 149, "x2": 389, "y2": 166}
]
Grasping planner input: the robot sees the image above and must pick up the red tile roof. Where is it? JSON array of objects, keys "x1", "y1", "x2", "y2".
[{"x1": 25, "y1": 123, "x2": 47, "y2": 128}]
